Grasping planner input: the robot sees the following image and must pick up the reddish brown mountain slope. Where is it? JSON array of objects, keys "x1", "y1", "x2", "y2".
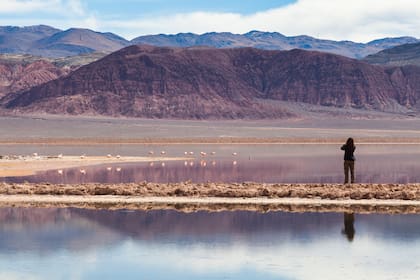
[
  {"x1": 0, "y1": 58, "x2": 69, "y2": 98},
  {"x1": 3, "y1": 45, "x2": 420, "y2": 119}
]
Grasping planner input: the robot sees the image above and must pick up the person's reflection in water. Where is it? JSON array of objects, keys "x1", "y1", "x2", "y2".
[{"x1": 342, "y1": 212, "x2": 355, "y2": 242}]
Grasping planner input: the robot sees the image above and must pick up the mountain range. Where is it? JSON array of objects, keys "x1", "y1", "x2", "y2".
[
  {"x1": 3, "y1": 25, "x2": 420, "y2": 120},
  {"x1": 2, "y1": 45, "x2": 420, "y2": 119},
  {"x1": 1, "y1": 25, "x2": 419, "y2": 59}
]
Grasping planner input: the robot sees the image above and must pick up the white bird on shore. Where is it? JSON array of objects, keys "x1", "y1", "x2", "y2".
[
  {"x1": 200, "y1": 152, "x2": 207, "y2": 157},
  {"x1": 184, "y1": 152, "x2": 188, "y2": 155},
  {"x1": 80, "y1": 154, "x2": 86, "y2": 159},
  {"x1": 189, "y1": 151, "x2": 194, "y2": 155},
  {"x1": 161, "y1": 151, "x2": 166, "y2": 155},
  {"x1": 116, "y1": 167, "x2": 122, "y2": 172},
  {"x1": 211, "y1": 152, "x2": 216, "y2": 155},
  {"x1": 148, "y1": 151, "x2": 154, "y2": 155},
  {"x1": 32, "y1": 153, "x2": 38, "y2": 157},
  {"x1": 116, "y1": 155, "x2": 121, "y2": 159},
  {"x1": 107, "y1": 154, "x2": 112, "y2": 158},
  {"x1": 80, "y1": 169, "x2": 86, "y2": 174},
  {"x1": 161, "y1": 162, "x2": 166, "y2": 167},
  {"x1": 57, "y1": 154, "x2": 63, "y2": 159},
  {"x1": 57, "y1": 169, "x2": 63, "y2": 175},
  {"x1": 233, "y1": 161, "x2": 237, "y2": 165},
  {"x1": 232, "y1": 152, "x2": 238, "y2": 156},
  {"x1": 106, "y1": 167, "x2": 112, "y2": 171}
]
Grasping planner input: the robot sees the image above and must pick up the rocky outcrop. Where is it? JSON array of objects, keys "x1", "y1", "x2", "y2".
[{"x1": 3, "y1": 45, "x2": 420, "y2": 119}]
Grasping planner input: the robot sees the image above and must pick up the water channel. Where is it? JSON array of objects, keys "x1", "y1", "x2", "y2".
[
  {"x1": 2, "y1": 144, "x2": 420, "y2": 183},
  {"x1": 0, "y1": 207, "x2": 419, "y2": 280}
]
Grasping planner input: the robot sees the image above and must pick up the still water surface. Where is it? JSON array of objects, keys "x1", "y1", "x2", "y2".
[
  {"x1": 2, "y1": 144, "x2": 420, "y2": 183},
  {"x1": 0, "y1": 207, "x2": 419, "y2": 280}
]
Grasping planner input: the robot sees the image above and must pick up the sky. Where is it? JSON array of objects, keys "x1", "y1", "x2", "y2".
[{"x1": 1, "y1": 0, "x2": 420, "y2": 42}]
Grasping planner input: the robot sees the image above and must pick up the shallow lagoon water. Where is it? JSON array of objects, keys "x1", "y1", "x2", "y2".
[
  {"x1": 0, "y1": 207, "x2": 419, "y2": 280},
  {"x1": 2, "y1": 144, "x2": 420, "y2": 183}
]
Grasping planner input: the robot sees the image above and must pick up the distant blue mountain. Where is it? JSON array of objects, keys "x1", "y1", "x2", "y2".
[
  {"x1": 132, "y1": 31, "x2": 419, "y2": 59},
  {"x1": 0, "y1": 25, "x2": 130, "y2": 57},
  {"x1": 0, "y1": 25, "x2": 418, "y2": 58}
]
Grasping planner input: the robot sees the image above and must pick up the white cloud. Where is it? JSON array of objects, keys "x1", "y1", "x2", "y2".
[
  {"x1": 100, "y1": 0, "x2": 420, "y2": 42},
  {"x1": 0, "y1": 0, "x2": 58, "y2": 13},
  {"x1": 0, "y1": 0, "x2": 87, "y2": 17},
  {"x1": 0, "y1": 0, "x2": 100, "y2": 32},
  {"x1": 66, "y1": 0, "x2": 85, "y2": 16}
]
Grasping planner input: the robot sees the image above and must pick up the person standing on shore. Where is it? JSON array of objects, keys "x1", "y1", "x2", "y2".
[{"x1": 341, "y1": 138, "x2": 355, "y2": 184}]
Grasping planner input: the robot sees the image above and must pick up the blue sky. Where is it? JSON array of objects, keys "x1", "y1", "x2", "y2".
[
  {"x1": 84, "y1": 0, "x2": 296, "y2": 17},
  {"x1": 1, "y1": 0, "x2": 420, "y2": 42}
]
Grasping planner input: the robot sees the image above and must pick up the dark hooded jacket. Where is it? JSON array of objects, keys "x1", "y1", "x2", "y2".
[{"x1": 341, "y1": 144, "x2": 355, "y2": 161}]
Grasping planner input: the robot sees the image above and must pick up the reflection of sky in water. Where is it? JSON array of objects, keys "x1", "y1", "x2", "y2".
[
  {"x1": 0, "y1": 208, "x2": 420, "y2": 279},
  {"x1": 3, "y1": 144, "x2": 420, "y2": 183}
]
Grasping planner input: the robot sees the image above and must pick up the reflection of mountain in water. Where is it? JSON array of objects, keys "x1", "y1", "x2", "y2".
[
  {"x1": 0, "y1": 207, "x2": 120, "y2": 253},
  {"x1": 1, "y1": 207, "x2": 420, "y2": 255}
]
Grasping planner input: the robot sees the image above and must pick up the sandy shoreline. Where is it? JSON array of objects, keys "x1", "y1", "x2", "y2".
[
  {"x1": 0, "y1": 155, "x2": 188, "y2": 176},
  {"x1": 1, "y1": 182, "x2": 420, "y2": 213}
]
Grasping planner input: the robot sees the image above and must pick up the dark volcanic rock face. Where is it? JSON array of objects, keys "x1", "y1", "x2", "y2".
[{"x1": 3, "y1": 45, "x2": 420, "y2": 119}]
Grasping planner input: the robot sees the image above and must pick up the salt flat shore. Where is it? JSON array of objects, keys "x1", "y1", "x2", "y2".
[
  {"x1": 0, "y1": 155, "x2": 188, "y2": 177},
  {"x1": 1, "y1": 182, "x2": 420, "y2": 214}
]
